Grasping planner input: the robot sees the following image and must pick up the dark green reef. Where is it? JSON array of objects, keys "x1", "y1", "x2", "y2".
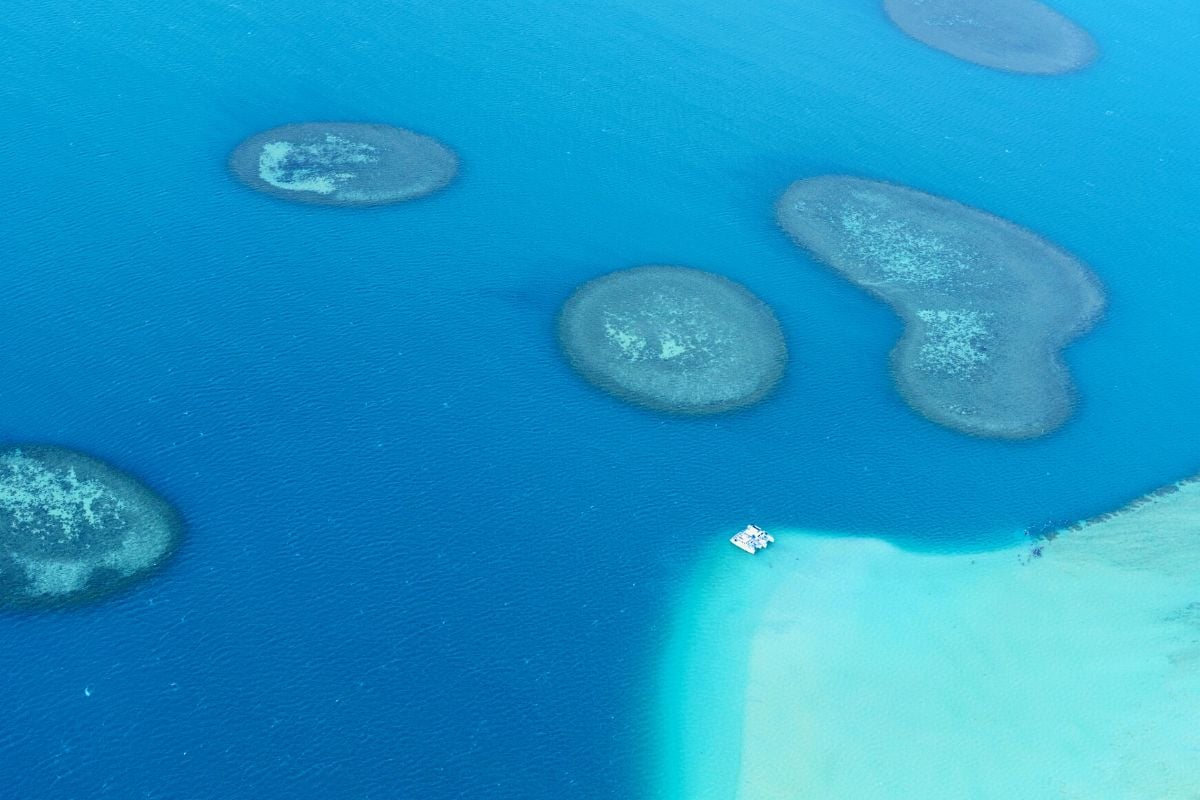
[
  {"x1": 558, "y1": 265, "x2": 788, "y2": 414},
  {"x1": 230, "y1": 122, "x2": 458, "y2": 206},
  {"x1": 883, "y1": 0, "x2": 1098, "y2": 75},
  {"x1": 776, "y1": 176, "x2": 1103, "y2": 439},
  {"x1": 0, "y1": 445, "x2": 183, "y2": 610}
]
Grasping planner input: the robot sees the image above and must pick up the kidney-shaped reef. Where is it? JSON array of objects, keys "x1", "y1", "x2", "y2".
[
  {"x1": 0, "y1": 445, "x2": 184, "y2": 610},
  {"x1": 883, "y1": 0, "x2": 1098, "y2": 75},
  {"x1": 776, "y1": 176, "x2": 1103, "y2": 439},
  {"x1": 230, "y1": 122, "x2": 457, "y2": 206},
  {"x1": 558, "y1": 265, "x2": 787, "y2": 414}
]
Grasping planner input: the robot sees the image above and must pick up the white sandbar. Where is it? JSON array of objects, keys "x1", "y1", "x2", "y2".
[{"x1": 660, "y1": 487, "x2": 1200, "y2": 797}]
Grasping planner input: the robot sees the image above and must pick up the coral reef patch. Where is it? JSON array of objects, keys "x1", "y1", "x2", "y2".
[
  {"x1": 883, "y1": 0, "x2": 1098, "y2": 75},
  {"x1": 776, "y1": 175, "x2": 1103, "y2": 438},
  {"x1": 0, "y1": 445, "x2": 183, "y2": 610},
  {"x1": 557, "y1": 266, "x2": 787, "y2": 414},
  {"x1": 230, "y1": 122, "x2": 457, "y2": 206}
]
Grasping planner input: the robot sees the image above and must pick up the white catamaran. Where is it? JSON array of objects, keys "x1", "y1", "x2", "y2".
[{"x1": 730, "y1": 524, "x2": 774, "y2": 554}]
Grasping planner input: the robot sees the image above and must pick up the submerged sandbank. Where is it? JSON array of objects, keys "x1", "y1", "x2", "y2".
[
  {"x1": 776, "y1": 176, "x2": 1103, "y2": 439},
  {"x1": 229, "y1": 122, "x2": 457, "y2": 206},
  {"x1": 883, "y1": 0, "x2": 1098, "y2": 75},
  {"x1": 661, "y1": 488, "x2": 1200, "y2": 798}
]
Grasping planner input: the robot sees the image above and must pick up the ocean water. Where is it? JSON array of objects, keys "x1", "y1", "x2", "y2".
[{"x1": 1, "y1": 0, "x2": 1197, "y2": 797}]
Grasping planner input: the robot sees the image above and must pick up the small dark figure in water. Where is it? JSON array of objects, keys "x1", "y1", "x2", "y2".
[{"x1": 1024, "y1": 519, "x2": 1066, "y2": 542}]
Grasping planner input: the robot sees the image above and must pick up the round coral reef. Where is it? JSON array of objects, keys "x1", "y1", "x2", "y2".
[
  {"x1": 883, "y1": 0, "x2": 1098, "y2": 75},
  {"x1": 229, "y1": 122, "x2": 458, "y2": 206},
  {"x1": 776, "y1": 175, "x2": 1103, "y2": 439},
  {"x1": 0, "y1": 445, "x2": 183, "y2": 610},
  {"x1": 557, "y1": 265, "x2": 787, "y2": 414}
]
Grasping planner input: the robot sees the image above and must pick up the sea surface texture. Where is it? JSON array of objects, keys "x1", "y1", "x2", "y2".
[{"x1": 1, "y1": 0, "x2": 1197, "y2": 797}]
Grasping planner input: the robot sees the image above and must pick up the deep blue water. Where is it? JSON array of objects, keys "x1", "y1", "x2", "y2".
[{"x1": 1, "y1": 0, "x2": 1197, "y2": 796}]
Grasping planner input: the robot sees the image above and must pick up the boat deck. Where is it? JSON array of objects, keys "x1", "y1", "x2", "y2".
[{"x1": 730, "y1": 524, "x2": 774, "y2": 554}]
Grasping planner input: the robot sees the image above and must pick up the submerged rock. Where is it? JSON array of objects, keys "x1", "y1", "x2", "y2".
[
  {"x1": 776, "y1": 175, "x2": 1102, "y2": 439},
  {"x1": 558, "y1": 266, "x2": 787, "y2": 414},
  {"x1": 883, "y1": 0, "x2": 1098, "y2": 75},
  {"x1": 0, "y1": 445, "x2": 183, "y2": 609},
  {"x1": 229, "y1": 122, "x2": 457, "y2": 206}
]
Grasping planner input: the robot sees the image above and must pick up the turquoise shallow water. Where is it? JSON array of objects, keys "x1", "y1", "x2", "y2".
[
  {"x1": 662, "y1": 519, "x2": 1200, "y2": 798},
  {"x1": 1, "y1": 0, "x2": 1198, "y2": 796}
]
